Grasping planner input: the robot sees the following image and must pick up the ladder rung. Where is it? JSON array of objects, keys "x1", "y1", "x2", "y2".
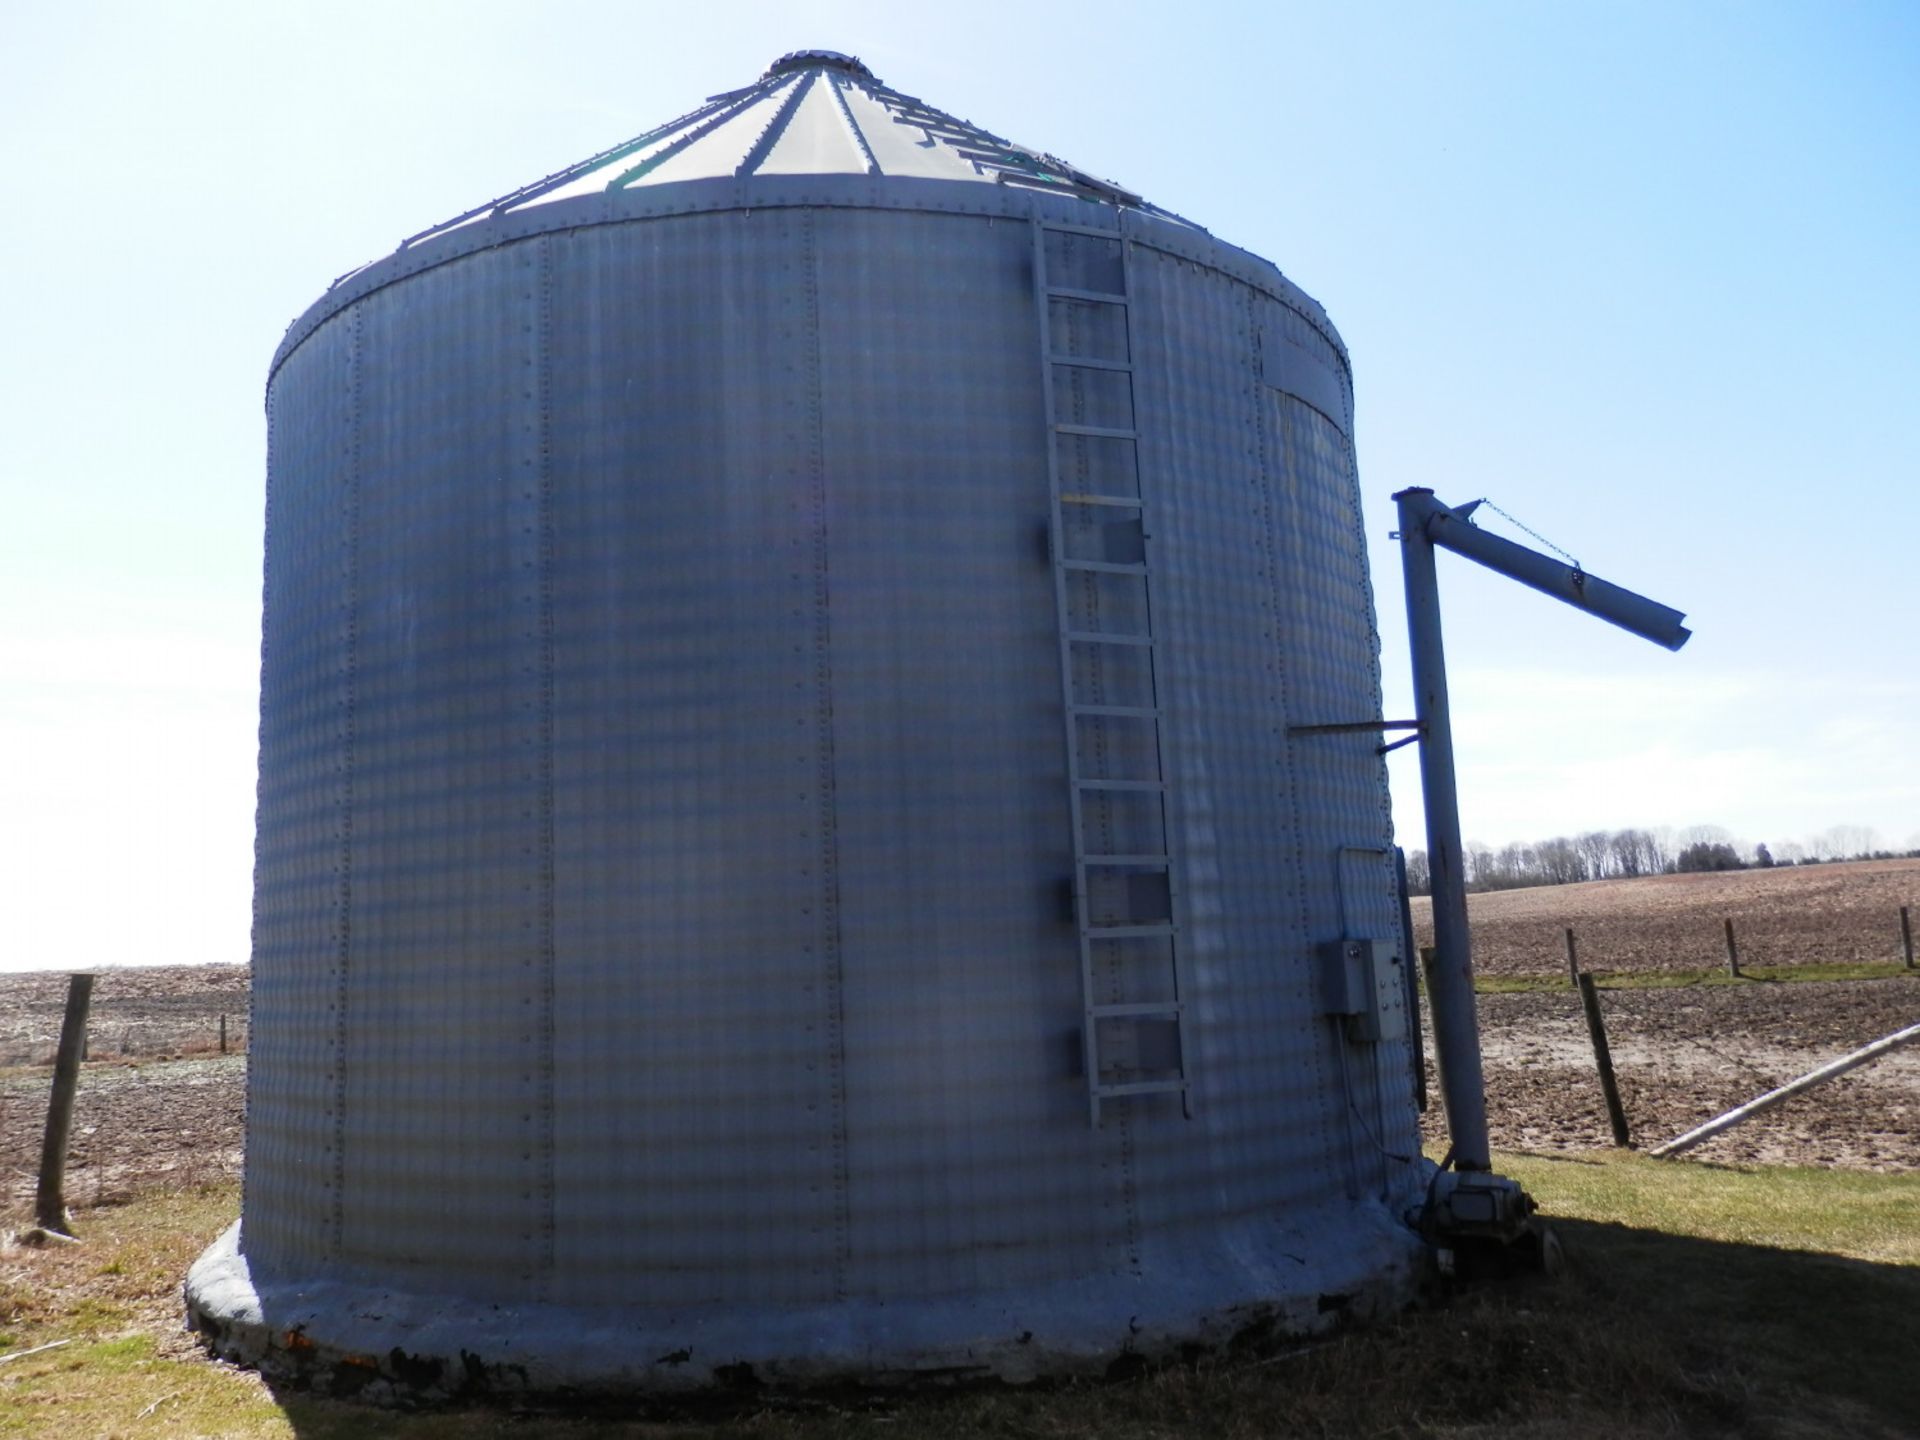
[
  {"x1": 1046, "y1": 286, "x2": 1129, "y2": 305},
  {"x1": 1077, "y1": 779, "x2": 1164, "y2": 793},
  {"x1": 1095, "y1": 1079, "x2": 1188, "y2": 1099},
  {"x1": 1086, "y1": 921, "x2": 1175, "y2": 939},
  {"x1": 1091, "y1": 1001, "x2": 1183, "y2": 1018},
  {"x1": 1081, "y1": 852, "x2": 1171, "y2": 865},
  {"x1": 1069, "y1": 704, "x2": 1159, "y2": 718},
  {"x1": 1055, "y1": 423, "x2": 1136, "y2": 440},
  {"x1": 1050, "y1": 353, "x2": 1131, "y2": 372},
  {"x1": 1065, "y1": 629, "x2": 1152, "y2": 647},
  {"x1": 1060, "y1": 558, "x2": 1146, "y2": 576},
  {"x1": 1059, "y1": 492, "x2": 1143, "y2": 508}
]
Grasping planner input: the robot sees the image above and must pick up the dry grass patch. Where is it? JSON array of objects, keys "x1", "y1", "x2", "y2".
[{"x1": 0, "y1": 1182, "x2": 284, "y2": 1438}]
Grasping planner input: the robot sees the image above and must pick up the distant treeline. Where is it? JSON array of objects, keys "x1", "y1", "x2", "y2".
[{"x1": 1402, "y1": 825, "x2": 1920, "y2": 896}]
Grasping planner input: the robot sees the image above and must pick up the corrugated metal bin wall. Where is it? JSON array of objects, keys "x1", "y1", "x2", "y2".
[{"x1": 201, "y1": 62, "x2": 1430, "y2": 1389}]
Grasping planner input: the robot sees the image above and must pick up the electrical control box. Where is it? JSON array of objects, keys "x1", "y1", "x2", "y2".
[{"x1": 1318, "y1": 937, "x2": 1409, "y2": 1043}]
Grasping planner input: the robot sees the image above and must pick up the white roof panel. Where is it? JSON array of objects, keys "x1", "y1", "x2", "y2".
[
  {"x1": 835, "y1": 80, "x2": 983, "y2": 182},
  {"x1": 757, "y1": 73, "x2": 872, "y2": 176},
  {"x1": 399, "y1": 52, "x2": 1161, "y2": 252},
  {"x1": 635, "y1": 83, "x2": 797, "y2": 186}
]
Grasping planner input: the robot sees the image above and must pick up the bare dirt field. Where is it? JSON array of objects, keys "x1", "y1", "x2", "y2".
[
  {"x1": 1409, "y1": 859, "x2": 1920, "y2": 1171},
  {"x1": 1426, "y1": 976, "x2": 1920, "y2": 1171},
  {"x1": 2, "y1": 966, "x2": 248, "y2": 1210},
  {"x1": 1414, "y1": 856, "x2": 1920, "y2": 978},
  {"x1": 0, "y1": 963, "x2": 249, "y2": 1067},
  {"x1": 1, "y1": 1054, "x2": 245, "y2": 1210}
]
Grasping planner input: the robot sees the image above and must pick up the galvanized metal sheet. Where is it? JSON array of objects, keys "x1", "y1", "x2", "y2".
[
  {"x1": 757, "y1": 72, "x2": 870, "y2": 176},
  {"x1": 1260, "y1": 317, "x2": 1352, "y2": 436},
  {"x1": 643, "y1": 84, "x2": 791, "y2": 184},
  {"x1": 216, "y1": 58, "x2": 1427, "y2": 1387},
  {"x1": 538, "y1": 210, "x2": 848, "y2": 1304},
  {"x1": 380, "y1": 54, "x2": 1154, "y2": 267},
  {"x1": 833, "y1": 80, "x2": 983, "y2": 182},
  {"x1": 239, "y1": 191, "x2": 1422, "y2": 1304}
]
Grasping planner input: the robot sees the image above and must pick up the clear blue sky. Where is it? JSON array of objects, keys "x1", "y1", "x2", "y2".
[{"x1": 3, "y1": 2, "x2": 1915, "y2": 971}]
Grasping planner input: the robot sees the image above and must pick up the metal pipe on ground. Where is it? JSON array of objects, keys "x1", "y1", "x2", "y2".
[
  {"x1": 1650, "y1": 1021, "x2": 1920, "y2": 1159},
  {"x1": 36, "y1": 974, "x2": 95, "y2": 1236}
]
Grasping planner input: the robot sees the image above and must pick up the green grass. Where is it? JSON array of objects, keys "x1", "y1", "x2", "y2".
[
  {"x1": 1474, "y1": 961, "x2": 1920, "y2": 993},
  {"x1": 1503, "y1": 1149, "x2": 1920, "y2": 1262},
  {"x1": 5, "y1": 1161, "x2": 1918, "y2": 1438},
  {"x1": 1507, "y1": 1150, "x2": 1920, "y2": 1432}
]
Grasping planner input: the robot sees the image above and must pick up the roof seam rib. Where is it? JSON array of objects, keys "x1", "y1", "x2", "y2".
[
  {"x1": 736, "y1": 70, "x2": 817, "y2": 177},
  {"x1": 860, "y1": 79, "x2": 1142, "y2": 205},
  {"x1": 608, "y1": 80, "x2": 787, "y2": 189},
  {"x1": 394, "y1": 93, "x2": 737, "y2": 255},
  {"x1": 825, "y1": 75, "x2": 881, "y2": 178},
  {"x1": 324, "y1": 53, "x2": 1193, "y2": 296}
]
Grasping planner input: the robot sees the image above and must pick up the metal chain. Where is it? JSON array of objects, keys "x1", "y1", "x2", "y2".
[{"x1": 1472, "y1": 498, "x2": 1582, "y2": 571}]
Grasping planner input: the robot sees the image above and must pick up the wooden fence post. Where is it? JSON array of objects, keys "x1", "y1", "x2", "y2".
[
  {"x1": 1576, "y1": 972, "x2": 1631, "y2": 1147},
  {"x1": 1902, "y1": 906, "x2": 1914, "y2": 971},
  {"x1": 219, "y1": 1014, "x2": 228, "y2": 1055},
  {"x1": 1723, "y1": 917, "x2": 1741, "y2": 979},
  {"x1": 36, "y1": 974, "x2": 95, "y2": 1236},
  {"x1": 1564, "y1": 926, "x2": 1579, "y2": 987}
]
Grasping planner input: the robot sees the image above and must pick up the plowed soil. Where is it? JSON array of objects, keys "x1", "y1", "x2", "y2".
[
  {"x1": 1410, "y1": 859, "x2": 1920, "y2": 1170},
  {"x1": 1422, "y1": 976, "x2": 1920, "y2": 1170},
  {"x1": 1415, "y1": 857, "x2": 1920, "y2": 977},
  {"x1": 2, "y1": 966, "x2": 248, "y2": 1211},
  {"x1": 1, "y1": 1054, "x2": 245, "y2": 1210}
]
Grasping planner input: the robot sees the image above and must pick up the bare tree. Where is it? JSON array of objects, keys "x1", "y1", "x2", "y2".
[
  {"x1": 1414, "y1": 820, "x2": 1903, "y2": 892},
  {"x1": 1677, "y1": 824, "x2": 1733, "y2": 851},
  {"x1": 1577, "y1": 830, "x2": 1613, "y2": 880},
  {"x1": 1814, "y1": 825, "x2": 1881, "y2": 861},
  {"x1": 1462, "y1": 840, "x2": 1494, "y2": 888},
  {"x1": 1610, "y1": 828, "x2": 1663, "y2": 878},
  {"x1": 1404, "y1": 849, "x2": 1431, "y2": 895},
  {"x1": 1535, "y1": 835, "x2": 1586, "y2": 885},
  {"x1": 1610, "y1": 829, "x2": 1642, "y2": 877},
  {"x1": 1645, "y1": 826, "x2": 1676, "y2": 873}
]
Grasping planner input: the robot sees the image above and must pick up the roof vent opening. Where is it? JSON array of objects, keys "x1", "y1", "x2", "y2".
[{"x1": 765, "y1": 49, "x2": 873, "y2": 81}]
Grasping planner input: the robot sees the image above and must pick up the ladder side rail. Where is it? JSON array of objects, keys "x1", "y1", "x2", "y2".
[
  {"x1": 1111, "y1": 229, "x2": 1194, "y2": 1116},
  {"x1": 1033, "y1": 219, "x2": 1105, "y2": 1128}
]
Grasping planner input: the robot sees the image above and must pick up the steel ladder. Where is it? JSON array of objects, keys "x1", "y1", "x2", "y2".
[{"x1": 1032, "y1": 218, "x2": 1193, "y2": 1127}]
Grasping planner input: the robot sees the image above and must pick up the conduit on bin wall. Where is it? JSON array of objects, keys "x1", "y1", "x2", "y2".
[{"x1": 187, "y1": 50, "x2": 1433, "y2": 1398}]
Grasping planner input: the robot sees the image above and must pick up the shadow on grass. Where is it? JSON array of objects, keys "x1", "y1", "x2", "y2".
[
  {"x1": 248, "y1": 1220, "x2": 1919, "y2": 1440},
  {"x1": 1551, "y1": 1215, "x2": 1919, "y2": 1433}
]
